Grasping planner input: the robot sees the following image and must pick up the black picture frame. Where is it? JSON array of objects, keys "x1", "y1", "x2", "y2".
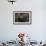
[{"x1": 13, "y1": 11, "x2": 32, "y2": 25}]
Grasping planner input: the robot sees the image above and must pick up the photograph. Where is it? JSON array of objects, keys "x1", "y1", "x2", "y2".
[
  {"x1": 15, "y1": 13, "x2": 29, "y2": 22},
  {"x1": 13, "y1": 11, "x2": 32, "y2": 25}
]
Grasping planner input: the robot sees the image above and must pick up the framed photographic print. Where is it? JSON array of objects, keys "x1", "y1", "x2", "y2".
[{"x1": 13, "y1": 11, "x2": 32, "y2": 25}]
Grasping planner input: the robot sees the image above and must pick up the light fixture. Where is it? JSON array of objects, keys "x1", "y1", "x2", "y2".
[{"x1": 8, "y1": 0, "x2": 16, "y2": 4}]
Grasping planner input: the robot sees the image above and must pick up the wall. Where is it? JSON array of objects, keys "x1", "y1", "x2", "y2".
[{"x1": 0, "y1": 0, "x2": 46, "y2": 41}]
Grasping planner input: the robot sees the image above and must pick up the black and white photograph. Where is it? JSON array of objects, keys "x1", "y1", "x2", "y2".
[
  {"x1": 15, "y1": 13, "x2": 29, "y2": 22},
  {"x1": 13, "y1": 11, "x2": 32, "y2": 25}
]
